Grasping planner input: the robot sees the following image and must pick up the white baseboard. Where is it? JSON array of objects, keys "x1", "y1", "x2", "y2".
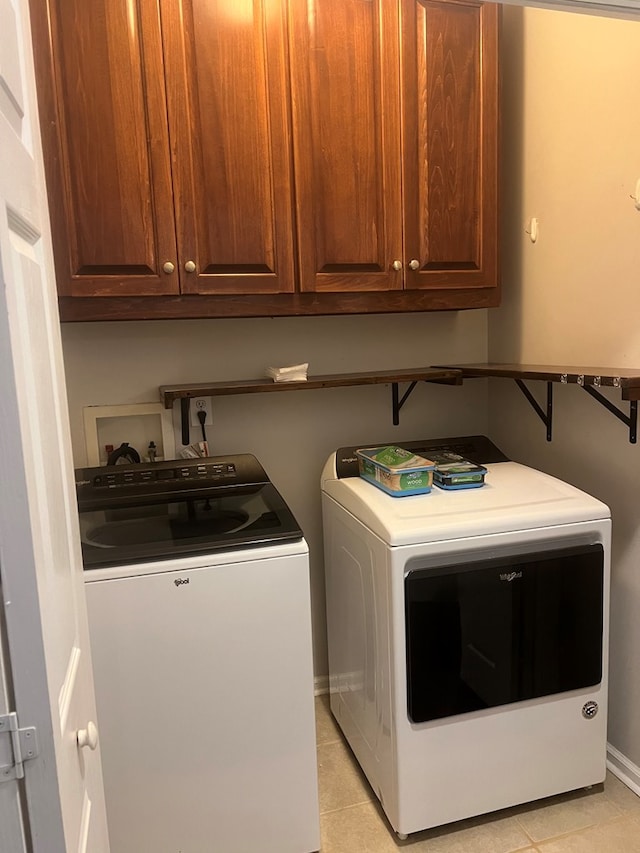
[
  {"x1": 607, "y1": 743, "x2": 640, "y2": 796},
  {"x1": 314, "y1": 675, "x2": 329, "y2": 696}
]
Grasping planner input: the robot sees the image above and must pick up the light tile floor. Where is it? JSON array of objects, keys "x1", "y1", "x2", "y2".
[{"x1": 315, "y1": 695, "x2": 640, "y2": 853}]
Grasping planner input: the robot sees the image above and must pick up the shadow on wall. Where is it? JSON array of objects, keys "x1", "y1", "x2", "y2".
[{"x1": 491, "y1": 4, "x2": 525, "y2": 362}]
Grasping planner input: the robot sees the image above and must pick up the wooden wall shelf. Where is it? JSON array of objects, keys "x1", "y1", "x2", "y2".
[
  {"x1": 432, "y1": 363, "x2": 640, "y2": 400},
  {"x1": 161, "y1": 367, "x2": 463, "y2": 445},
  {"x1": 435, "y1": 363, "x2": 640, "y2": 443},
  {"x1": 161, "y1": 362, "x2": 640, "y2": 447}
]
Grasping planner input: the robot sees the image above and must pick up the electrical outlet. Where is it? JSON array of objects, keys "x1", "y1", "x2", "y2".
[{"x1": 190, "y1": 397, "x2": 213, "y2": 427}]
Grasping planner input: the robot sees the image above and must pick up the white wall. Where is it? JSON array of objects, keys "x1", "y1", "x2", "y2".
[
  {"x1": 62, "y1": 312, "x2": 489, "y2": 675},
  {"x1": 493, "y1": 5, "x2": 640, "y2": 769}
]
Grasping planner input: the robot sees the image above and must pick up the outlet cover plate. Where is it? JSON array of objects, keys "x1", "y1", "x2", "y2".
[{"x1": 190, "y1": 397, "x2": 213, "y2": 427}]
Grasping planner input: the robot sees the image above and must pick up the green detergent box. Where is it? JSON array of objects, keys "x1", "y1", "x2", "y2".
[{"x1": 356, "y1": 446, "x2": 435, "y2": 497}]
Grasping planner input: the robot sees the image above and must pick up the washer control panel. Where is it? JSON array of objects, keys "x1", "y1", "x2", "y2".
[
  {"x1": 92, "y1": 462, "x2": 237, "y2": 489},
  {"x1": 75, "y1": 453, "x2": 268, "y2": 510}
]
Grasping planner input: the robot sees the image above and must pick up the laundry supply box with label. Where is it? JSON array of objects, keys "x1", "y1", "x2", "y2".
[{"x1": 356, "y1": 445, "x2": 435, "y2": 497}]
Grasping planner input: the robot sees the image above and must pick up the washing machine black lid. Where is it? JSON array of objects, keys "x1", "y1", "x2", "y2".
[{"x1": 75, "y1": 455, "x2": 303, "y2": 569}]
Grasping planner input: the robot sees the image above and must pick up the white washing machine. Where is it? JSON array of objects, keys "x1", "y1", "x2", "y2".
[
  {"x1": 77, "y1": 454, "x2": 320, "y2": 853},
  {"x1": 321, "y1": 436, "x2": 610, "y2": 839}
]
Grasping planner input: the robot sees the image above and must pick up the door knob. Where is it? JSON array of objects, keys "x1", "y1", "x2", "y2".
[
  {"x1": 77, "y1": 721, "x2": 99, "y2": 751},
  {"x1": 392, "y1": 260, "x2": 403, "y2": 271},
  {"x1": 162, "y1": 262, "x2": 175, "y2": 274},
  {"x1": 409, "y1": 259, "x2": 420, "y2": 270},
  {"x1": 184, "y1": 260, "x2": 196, "y2": 273}
]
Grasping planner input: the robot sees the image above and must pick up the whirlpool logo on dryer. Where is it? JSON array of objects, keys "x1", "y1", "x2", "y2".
[
  {"x1": 174, "y1": 577, "x2": 190, "y2": 587},
  {"x1": 499, "y1": 571, "x2": 523, "y2": 582}
]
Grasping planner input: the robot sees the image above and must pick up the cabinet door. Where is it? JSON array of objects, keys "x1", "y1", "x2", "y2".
[
  {"x1": 289, "y1": 0, "x2": 403, "y2": 293},
  {"x1": 161, "y1": 0, "x2": 296, "y2": 295},
  {"x1": 401, "y1": 0, "x2": 499, "y2": 292},
  {"x1": 33, "y1": 0, "x2": 179, "y2": 297}
]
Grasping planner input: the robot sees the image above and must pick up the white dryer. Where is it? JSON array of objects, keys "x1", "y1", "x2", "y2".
[{"x1": 321, "y1": 436, "x2": 610, "y2": 839}]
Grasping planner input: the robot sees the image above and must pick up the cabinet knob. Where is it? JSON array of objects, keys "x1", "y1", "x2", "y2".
[
  {"x1": 162, "y1": 262, "x2": 175, "y2": 274},
  {"x1": 77, "y1": 721, "x2": 99, "y2": 751},
  {"x1": 184, "y1": 260, "x2": 196, "y2": 273},
  {"x1": 392, "y1": 260, "x2": 403, "y2": 271},
  {"x1": 409, "y1": 259, "x2": 420, "y2": 270}
]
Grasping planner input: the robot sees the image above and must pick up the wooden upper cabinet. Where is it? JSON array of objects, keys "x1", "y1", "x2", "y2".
[
  {"x1": 401, "y1": 0, "x2": 499, "y2": 291},
  {"x1": 31, "y1": 0, "x2": 499, "y2": 318},
  {"x1": 289, "y1": 0, "x2": 498, "y2": 298},
  {"x1": 288, "y1": 0, "x2": 403, "y2": 293},
  {"x1": 35, "y1": 1, "x2": 179, "y2": 297},
  {"x1": 32, "y1": 0, "x2": 295, "y2": 300},
  {"x1": 159, "y1": 0, "x2": 296, "y2": 294}
]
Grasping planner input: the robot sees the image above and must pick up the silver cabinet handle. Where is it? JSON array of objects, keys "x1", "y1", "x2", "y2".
[
  {"x1": 184, "y1": 260, "x2": 196, "y2": 273},
  {"x1": 409, "y1": 259, "x2": 420, "y2": 270},
  {"x1": 162, "y1": 262, "x2": 175, "y2": 274},
  {"x1": 392, "y1": 260, "x2": 402, "y2": 271}
]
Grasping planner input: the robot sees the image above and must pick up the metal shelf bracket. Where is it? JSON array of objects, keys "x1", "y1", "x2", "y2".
[
  {"x1": 515, "y1": 380, "x2": 554, "y2": 442},
  {"x1": 513, "y1": 378, "x2": 638, "y2": 444},
  {"x1": 582, "y1": 386, "x2": 638, "y2": 444},
  {"x1": 391, "y1": 381, "x2": 418, "y2": 426},
  {"x1": 432, "y1": 364, "x2": 640, "y2": 445}
]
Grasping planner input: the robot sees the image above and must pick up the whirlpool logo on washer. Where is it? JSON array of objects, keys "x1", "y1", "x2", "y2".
[
  {"x1": 499, "y1": 571, "x2": 523, "y2": 582},
  {"x1": 174, "y1": 578, "x2": 190, "y2": 587}
]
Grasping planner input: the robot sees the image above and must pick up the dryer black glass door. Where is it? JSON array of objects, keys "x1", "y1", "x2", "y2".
[{"x1": 405, "y1": 543, "x2": 604, "y2": 723}]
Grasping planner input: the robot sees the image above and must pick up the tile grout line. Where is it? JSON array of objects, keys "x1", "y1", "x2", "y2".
[
  {"x1": 517, "y1": 810, "x2": 634, "y2": 849},
  {"x1": 319, "y1": 799, "x2": 377, "y2": 818}
]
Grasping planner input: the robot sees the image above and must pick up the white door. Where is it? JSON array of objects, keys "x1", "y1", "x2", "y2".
[{"x1": 0, "y1": 0, "x2": 110, "y2": 850}]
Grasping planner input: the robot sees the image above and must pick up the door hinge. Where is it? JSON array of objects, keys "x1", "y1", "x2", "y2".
[{"x1": 0, "y1": 712, "x2": 39, "y2": 783}]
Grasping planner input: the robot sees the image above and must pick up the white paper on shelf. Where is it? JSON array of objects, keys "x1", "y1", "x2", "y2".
[{"x1": 266, "y1": 363, "x2": 309, "y2": 382}]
